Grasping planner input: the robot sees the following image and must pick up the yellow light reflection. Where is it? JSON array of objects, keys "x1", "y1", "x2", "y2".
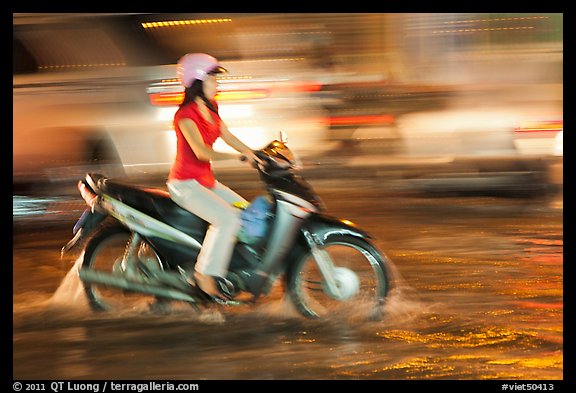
[
  {"x1": 141, "y1": 19, "x2": 232, "y2": 29},
  {"x1": 377, "y1": 327, "x2": 533, "y2": 348},
  {"x1": 433, "y1": 27, "x2": 535, "y2": 34},
  {"x1": 443, "y1": 16, "x2": 548, "y2": 24},
  {"x1": 39, "y1": 63, "x2": 126, "y2": 70},
  {"x1": 487, "y1": 354, "x2": 562, "y2": 369},
  {"x1": 380, "y1": 357, "x2": 455, "y2": 374},
  {"x1": 215, "y1": 90, "x2": 269, "y2": 101}
]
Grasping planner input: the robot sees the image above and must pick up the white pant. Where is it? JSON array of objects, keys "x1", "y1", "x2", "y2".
[{"x1": 166, "y1": 179, "x2": 246, "y2": 277}]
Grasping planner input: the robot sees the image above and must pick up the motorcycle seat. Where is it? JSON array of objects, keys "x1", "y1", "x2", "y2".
[{"x1": 86, "y1": 173, "x2": 208, "y2": 235}]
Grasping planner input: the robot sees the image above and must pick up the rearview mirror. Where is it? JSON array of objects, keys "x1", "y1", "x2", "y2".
[{"x1": 279, "y1": 130, "x2": 287, "y2": 143}]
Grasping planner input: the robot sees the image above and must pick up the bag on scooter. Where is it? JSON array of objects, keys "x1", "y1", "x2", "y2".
[{"x1": 237, "y1": 195, "x2": 273, "y2": 245}]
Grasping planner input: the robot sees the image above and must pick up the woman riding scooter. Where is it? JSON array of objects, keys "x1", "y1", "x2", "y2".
[{"x1": 166, "y1": 53, "x2": 260, "y2": 300}]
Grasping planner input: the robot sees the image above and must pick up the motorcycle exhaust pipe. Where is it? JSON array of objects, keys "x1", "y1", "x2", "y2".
[{"x1": 78, "y1": 269, "x2": 197, "y2": 303}]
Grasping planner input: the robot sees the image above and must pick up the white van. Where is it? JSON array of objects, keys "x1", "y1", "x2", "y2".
[
  {"x1": 14, "y1": 13, "x2": 563, "y2": 193},
  {"x1": 13, "y1": 13, "x2": 327, "y2": 188}
]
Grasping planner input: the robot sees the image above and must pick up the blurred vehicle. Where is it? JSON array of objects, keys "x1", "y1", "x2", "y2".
[
  {"x1": 513, "y1": 119, "x2": 563, "y2": 157},
  {"x1": 547, "y1": 128, "x2": 563, "y2": 191},
  {"x1": 13, "y1": 13, "x2": 326, "y2": 190},
  {"x1": 14, "y1": 13, "x2": 563, "y2": 196},
  {"x1": 512, "y1": 117, "x2": 563, "y2": 190},
  {"x1": 394, "y1": 105, "x2": 563, "y2": 157},
  {"x1": 553, "y1": 129, "x2": 563, "y2": 157},
  {"x1": 316, "y1": 13, "x2": 563, "y2": 162}
]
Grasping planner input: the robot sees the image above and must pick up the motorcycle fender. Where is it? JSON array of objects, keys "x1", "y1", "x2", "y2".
[
  {"x1": 62, "y1": 208, "x2": 107, "y2": 254},
  {"x1": 73, "y1": 208, "x2": 105, "y2": 234},
  {"x1": 281, "y1": 213, "x2": 373, "y2": 277},
  {"x1": 302, "y1": 213, "x2": 372, "y2": 246}
]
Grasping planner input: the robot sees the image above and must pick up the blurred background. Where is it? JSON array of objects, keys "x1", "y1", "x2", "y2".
[
  {"x1": 12, "y1": 14, "x2": 564, "y2": 380},
  {"x1": 13, "y1": 13, "x2": 563, "y2": 205}
]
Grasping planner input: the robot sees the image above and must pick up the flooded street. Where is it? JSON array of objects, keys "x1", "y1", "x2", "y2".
[
  {"x1": 12, "y1": 10, "x2": 564, "y2": 384},
  {"x1": 13, "y1": 183, "x2": 563, "y2": 381}
]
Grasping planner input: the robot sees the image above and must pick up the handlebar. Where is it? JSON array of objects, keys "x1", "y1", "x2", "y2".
[
  {"x1": 241, "y1": 142, "x2": 295, "y2": 175},
  {"x1": 254, "y1": 150, "x2": 269, "y2": 163},
  {"x1": 239, "y1": 150, "x2": 269, "y2": 171}
]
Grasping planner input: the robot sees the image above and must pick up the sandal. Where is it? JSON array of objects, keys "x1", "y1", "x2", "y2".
[{"x1": 193, "y1": 271, "x2": 235, "y2": 301}]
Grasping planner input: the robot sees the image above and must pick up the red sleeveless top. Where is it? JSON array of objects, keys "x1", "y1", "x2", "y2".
[{"x1": 168, "y1": 101, "x2": 221, "y2": 188}]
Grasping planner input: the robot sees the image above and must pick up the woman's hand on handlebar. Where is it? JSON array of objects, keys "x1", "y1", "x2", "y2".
[{"x1": 240, "y1": 150, "x2": 265, "y2": 168}]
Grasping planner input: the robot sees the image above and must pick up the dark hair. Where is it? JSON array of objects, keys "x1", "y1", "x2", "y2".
[{"x1": 179, "y1": 78, "x2": 219, "y2": 115}]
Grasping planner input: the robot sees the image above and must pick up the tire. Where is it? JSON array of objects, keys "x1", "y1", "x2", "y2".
[
  {"x1": 81, "y1": 225, "x2": 161, "y2": 312},
  {"x1": 287, "y1": 235, "x2": 391, "y2": 321}
]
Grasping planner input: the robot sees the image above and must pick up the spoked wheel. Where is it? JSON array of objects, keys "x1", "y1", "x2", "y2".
[
  {"x1": 287, "y1": 235, "x2": 391, "y2": 321},
  {"x1": 81, "y1": 226, "x2": 162, "y2": 312}
]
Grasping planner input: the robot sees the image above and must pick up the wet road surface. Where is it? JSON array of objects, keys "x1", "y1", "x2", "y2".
[{"x1": 13, "y1": 182, "x2": 563, "y2": 381}]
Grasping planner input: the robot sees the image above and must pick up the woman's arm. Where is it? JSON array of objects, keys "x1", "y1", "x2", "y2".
[
  {"x1": 219, "y1": 121, "x2": 253, "y2": 156},
  {"x1": 220, "y1": 121, "x2": 262, "y2": 165},
  {"x1": 179, "y1": 118, "x2": 240, "y2": 161}
]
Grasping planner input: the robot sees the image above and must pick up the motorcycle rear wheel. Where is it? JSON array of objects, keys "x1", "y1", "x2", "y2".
[
  {"x1": 81, "y1": 225, "x2": 162, "y2": 312},
  {"x1": 287, "y1": 235, "x2": 391, "y2": 321}
]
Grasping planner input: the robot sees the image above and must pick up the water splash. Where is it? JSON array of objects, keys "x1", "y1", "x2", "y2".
[
  {"x1": 376, "y1": 259, "x2": 441, "y2": 327},
  {"x1": 253, "y1": 295, "x2": 303, "y2": 319},
  {"x1": 26, "y1": 249, "x2": 436, "y2": 330},
  {"x1": 48, "y1": 254, "x2": 89, "y2": 309},
  {"x1": 34, "y1": 254, "x2": 230, "y2": 325}
]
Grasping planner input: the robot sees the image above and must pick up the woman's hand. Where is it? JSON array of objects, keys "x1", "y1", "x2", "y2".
[{"x1": 240, "y1": 150, "x2": 264, "y2": 168}]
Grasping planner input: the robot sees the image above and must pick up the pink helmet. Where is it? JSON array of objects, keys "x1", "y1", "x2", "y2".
[{"x1": 177, "y1": 53, "x2": 227, "y2": 88}]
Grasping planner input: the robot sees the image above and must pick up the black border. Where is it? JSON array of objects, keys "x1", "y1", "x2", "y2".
[{"x1": 8, "y1": 4, "x2": 573, "y2": 390}]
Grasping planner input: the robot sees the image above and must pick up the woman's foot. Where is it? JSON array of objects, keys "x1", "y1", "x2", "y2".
[{"x1": 193, "y1": 271, "x2": 234, "y2": 301}]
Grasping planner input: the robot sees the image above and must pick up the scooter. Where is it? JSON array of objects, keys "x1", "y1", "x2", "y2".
[{"x1": 62, "y1": 137, "x2": 392, "y2": 320}]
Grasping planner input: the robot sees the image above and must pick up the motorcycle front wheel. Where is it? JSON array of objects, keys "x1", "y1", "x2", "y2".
[
  {"x1": 80, "y1": 225, "x2": 162, "y2": 312},
  {"x1": 287, "y1": 234, "x2": 391, "y2": 321}
]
